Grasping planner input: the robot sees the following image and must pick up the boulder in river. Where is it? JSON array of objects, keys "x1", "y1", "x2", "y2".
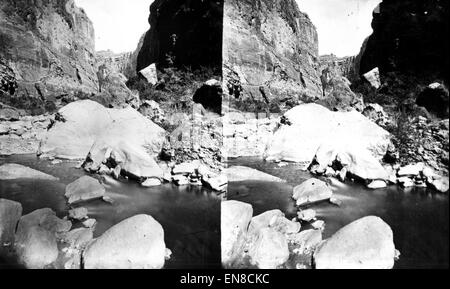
[
  {"x1": 65, "y1": 176, "x2": 106, "y2": 205},
  {"x1": 82, "y1": 219, "x2": 97, "y2": 229},
  {"x1": 265, "y1": 104, "x2": 391, "y2": 175},
  {"x1": 172, "y1": 162, "x2": 198, "y2": 175},
  {"x1": 248, "y1": 228, "x2": 290, "y2": 269},
  {"x1": 61, "y1": 228, "x2": 94, "y2": 250},
  {"x1": 397, "y1": 163, "x2": 424, "y2": 177},
  {"x1": 202, "y1": 174, "x2": 228, "y2": 192},
  {"x1": 311, "y1": 220, "x2": 325, "y2": 231},
  {"x1": 293, "y1": 178, "x2": 333, "y2": 206},
  {"x1": 313, "y1": 216, "x2": 397, "y2": 269},
  {"x1": 297, "y1": 209, "x2": 317, "y2": 222},
  {"x1": 0, "y1": 164, "x2": 58, "y2": 181},
  {"x1": 14, "y1": 208, "x2": 71, "y2": 269},
  {"x1": 172, "y1": 175, "x2": 190, "y2": 186},
  {"x1": 16, "y1": 208, "x2": 72, "y2": 236},
  {"x1": 248, "y1": 210, "x2": 285, "y2": 235},
  {"x1": 39, "y1": 101, "x2": 166, "y2": 179},
  {"x1": 249, "y1": 210, "x2": 300, "y2": 235},
  {"x1": 397, "y1": 177, "x2": 415, "y2": 188},
  {"x1": 289, "y1": 229, "x2": 323, "y2": 254},
  {"x1": 428, "y1": 177, "x2": 449, "y2": 194},
  {"x1": 367, "y1": 180, "x2": 387, "y2": 189},
  {"x1": 315, "y1": 145, "x2": 390, "y2": 181},
  {"x1": 87, "y1": 141, "x2": 164, "y2": 180},
  {"x1": 225, "y1": 166, "x2": 286, "y2": 183},
  {"x1": 141, "y1": 178, "x2": 162, "y2": 187},
  {"x1": 83, "y1": 214, "x2": 167, "y2": 269},
  {"x1": 59, "y1": 227, "x2": 94, "y2": 269},
  {"x1": 221, "y1": 201, "x2": 253, "y2": 268},
  {"x1": 0, "y1": 199, "x2": 22, "y2": 247},
  {"x1": 68, "y1": 207, "x2": 89, "y2": 221},
  {"x1": 15, "y1": 226, "x2": 59, "y2": 269}
]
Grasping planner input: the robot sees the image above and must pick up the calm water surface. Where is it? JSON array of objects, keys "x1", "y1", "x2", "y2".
[
  {"x1": 1, "y1": 154, "x2": 448, "y2": 269},
  {"x1": 0, "y1": 155, "x2": 221, "y2": 269},
  {"x1": 226, "y1": 157, "x2": 449, "y2": 269}
]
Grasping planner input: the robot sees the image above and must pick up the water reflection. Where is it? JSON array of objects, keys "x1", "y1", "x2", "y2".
[
  {"x1": 0, "y1": 155, "x2": 221, "y2": 269},
  {"x1": 226, "y1": 157, "x2": 449, "y2": 269}
]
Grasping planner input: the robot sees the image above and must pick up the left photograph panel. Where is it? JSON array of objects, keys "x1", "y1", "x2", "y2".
[{"x1": 0, "y1": 0, "x2": 224, "y2": 269}]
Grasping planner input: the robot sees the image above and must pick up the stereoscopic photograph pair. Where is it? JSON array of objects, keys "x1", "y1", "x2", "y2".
[{"x1": 0, "y1": 0, "x2": 448, "y2": 271}]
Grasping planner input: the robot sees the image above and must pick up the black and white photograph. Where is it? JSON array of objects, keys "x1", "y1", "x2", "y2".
[{"x1": 0, "y1": 0, "x2": 448, "y2": 275}]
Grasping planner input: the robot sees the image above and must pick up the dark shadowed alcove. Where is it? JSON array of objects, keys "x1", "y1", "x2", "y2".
[{"x1": 137, "y1": 0, "x2": 223, "y2": 72}]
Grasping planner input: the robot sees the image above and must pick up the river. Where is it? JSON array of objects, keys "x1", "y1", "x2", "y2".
[
  {"x1": 226, "y1": 157, "x2": 449, "y2": 269},
  {"x1": 0, "y1": 154, "x2": 221, "y2": 269}
]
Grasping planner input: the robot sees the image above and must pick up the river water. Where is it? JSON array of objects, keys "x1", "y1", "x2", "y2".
[
  {"x1": 0, "y1": 155, "x2": 221, "y2": 269},
  {"x1": 226, "y1": 157, "x2": 449, "y2": 269},
  {"x1": 1, "y1": 154, "x2": 448, "y2": 269}
]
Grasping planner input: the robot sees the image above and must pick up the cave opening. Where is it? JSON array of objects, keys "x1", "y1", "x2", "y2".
[{"x1": 193, "y1": 81, "x2": 223, "y2": 115}]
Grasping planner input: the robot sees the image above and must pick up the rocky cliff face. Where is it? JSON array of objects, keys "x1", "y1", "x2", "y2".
[
  {"x1": 319, "y1": 54, "x2": 358, "y2": 82},
  {"x1": 0, "y1": 0, "x2": 98, "y2": 114},
  {"x1": 359, "y1": 0, "x2": 449, "y2": 83},
  {"x1": 223, "y1": 0, "x2": 322, "y2": 113},
  {"x1": 96, "y1": 50, "x2": 134, "y2": 79},
  {"x1": 318, "y1": 55, "x2": 364, "y2": 112},
  {"x1": 137, "y1": 0, "x2": 223, "y2": 72},
  {"x1": 94, "y1": 51, "x2": 140, "y2": 109}
]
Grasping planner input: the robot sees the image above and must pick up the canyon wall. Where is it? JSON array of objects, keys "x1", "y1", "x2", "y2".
[
  {"x1": 0, "y1": 0, "x2": 98, "y2": 113},
  {"x1": 137, "y1": 0, "x2": 223, "y2": 72},
  {"x1": 223, "y1": 0, "x2": 322, "y2": 113},
  {"x1": 359, "y1": 0, "x2": 449, "y2": 83},
  {"x1": 318, "y1": 55, "x2": 363, "y2": 112}
]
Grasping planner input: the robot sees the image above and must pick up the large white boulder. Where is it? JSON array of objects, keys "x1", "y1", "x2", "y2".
[
  {"x1": 221, "y1": 201, "x2": 253, "y2": 267},
  {"x1": 83, "y1": 215, "x2": 167, "y2": 269},
  {"x1": 39, "y1": 100, "x2": 165, "y2": 166},
  {"x1": 313, "y1": 216, "x2": 397, "y2": 269},
  {"x1": 265, "y1": 104, "x2": 391, "y2": 179}
]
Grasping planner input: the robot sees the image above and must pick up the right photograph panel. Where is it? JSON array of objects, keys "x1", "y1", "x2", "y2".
[{"x1": 221, "y1": 0, "x2": 449, "y2": 269}]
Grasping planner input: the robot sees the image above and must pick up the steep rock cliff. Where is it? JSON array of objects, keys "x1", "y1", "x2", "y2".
[
  {"x1": 359, "y1": 0, "x2": 449, "y2": 83},
  {"x1": 0, "y1": 0, "x2": 98, "y2": 113},
  {"x1": 137, "y1": 0, "x2": 223, "y2": 72},
  {"x1": 96, "y1": 50, "x2": 134, "y2": 79},
  {"x1": 318, "y1": 55, "x2": 364, "y2": 112},
  {"x1": 223, "y1": 0, "x2": 322, "y2": 113}
]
